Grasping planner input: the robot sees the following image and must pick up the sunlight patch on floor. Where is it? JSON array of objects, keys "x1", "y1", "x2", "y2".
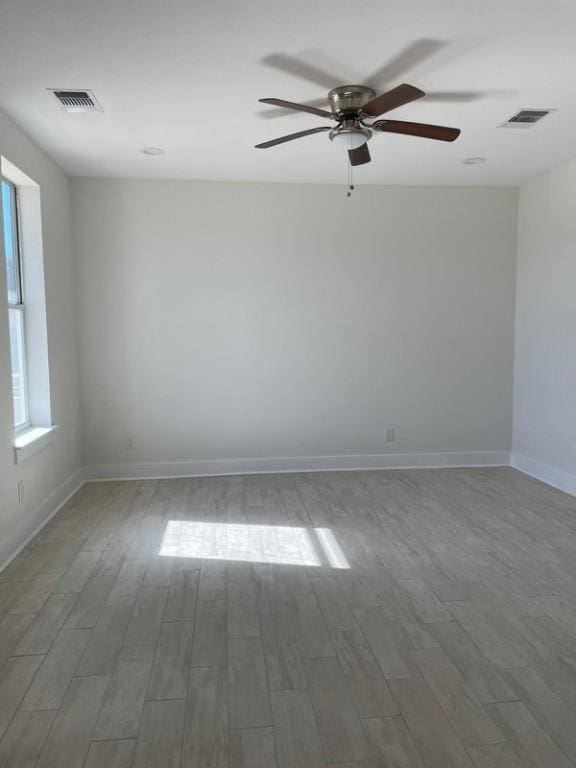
[
  {"x1": 314, "y1": 527, "x2": 351, "y2": 569},
  {"x1": 158, "y1": 520, "x2": 350, "y2": 568}
]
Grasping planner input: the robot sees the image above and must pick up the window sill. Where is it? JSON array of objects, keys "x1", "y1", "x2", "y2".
[{"x1": 14, "y1": 425, "x2": 58, "y2": 464}]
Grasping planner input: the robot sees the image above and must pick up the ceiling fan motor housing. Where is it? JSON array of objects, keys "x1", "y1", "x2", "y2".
[{"x1": 328, "y1": 85, "x2": 376, "y2": 117}]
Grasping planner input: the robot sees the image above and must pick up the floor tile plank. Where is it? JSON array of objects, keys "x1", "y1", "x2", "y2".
[
  {"x1": 311, "y1": 574, "x2": 357, "y2": 631},
  {"x1": 428, "y1": 622, "x2": 517, "y2": 704},
  {"x1": 93, "y1": 645, "x2": 154, "y2": 740},
  {"x1": 398, "y1": 577, "x2": 453, "y2": 624},
  {"x1": 190, "y1": 599, "x2": 227, "y2": 667},
  {"x1": 0, "y1": 581, "x2": 28, "y2": 614},
  {"x1": 36, "y1": 675, "x2": 110, "y2": 768},
  {"x1": 332, "y1": 629, "x2": 399, "y2": 718},
  {"x1": 163, "y1": 566, "x2": 198, "y2": 621},
  {"x1": 503, "y1": 667, "x2": 576, "y2": 763},
  {"x1": 14, "y1": 594, "x2": 76, "y2": 656},
  {"x1": 305, "y1": 656, "x2": 374, "y2": 763},
  {"x1": 354, "y1": 607, "x2": 418, "y2": 680},
  {"x1": 292, "y1": 594, "x2": 334, "y2": 659},
  {"x1": 389, "y1": 677, "x2": 476, "y2": 768},
  {"x1": 84, "y1": 738, "x2": 136, "y2": 768},
  {"x1": 488, "y1": 700, "x2": 573, "y2": 768},
  {"x1": 228, "y1": 636, "x2": 271, "y2": 729},
  {"x1": 8, "y1": 574, "x2": 60, "y2": 614},
  {"x1": 54, "y1": 551, "x2": 102, "y2": 594},
  {"x1": 468, "y1": 743, "x2": 525, "y2": 768},
  {"x1": 123, "y1": 586, "x2": 168, "y2": 647},
  {"x1": 230, "y1": 726, "x2": 278, "y2": 768},
  {"x1": 445, "y1": 601, "x2": 529, "y2": 670},
  {"x1": 0, "y1": 709, "x2": 56, "y2": 767},
  {"x1": 21, "y1": 628, "x2": 91, "y2": 710},
  {"x1": 132, "y1": 698, "x2": 185, "y2": 768},
  {"x1": 228, "y1": 580, "x2": 260, "y2": 638},
  {"x1": 147, "y1": 620, "x2": 193, "y2": 700},
  {"x1": 75, "y1": 604, "x2": 133, "y2": 676},
  {"x1": 199, "y1": 560, "x2": 227, "y2": 601},
  {"x1": 271, "y1": 688, "x2": 326, "y2": 768},
  {"x1": 0, "y1": 655, "x2": 44, "y2": 739},
  {"x1": 184, "y1": 666, "x2": 228, "y2": 768},
  {"x1": 63, "y1": 575, "x2": 116, "y2": 629},
  {"x1": 411, "y1": 646, "x2": 504, "y2": 747},
  {"x1": 0, "y1": 613, "x2": 35, "y2": 670},
  {"x1": 106, "y1": 559, "x2": 148, "y2": 606},
  {"x1": 363, "y1": 715, "x2": 426, "y2": 767}
]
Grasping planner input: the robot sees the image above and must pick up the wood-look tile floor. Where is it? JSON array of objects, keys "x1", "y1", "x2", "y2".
[{"x1": 1, "y1": 468, "x2": 576, "y2": 767}]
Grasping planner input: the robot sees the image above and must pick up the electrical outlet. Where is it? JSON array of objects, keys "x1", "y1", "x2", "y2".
[
  {"x1": 17, "y1": 480, "x2": 24, "y2": 505},
  {"x1": 126, "y1": 437, "x2": 135, "y2": 451},
  {"x1": 385, "y1": 427, "x2": 395, "y2": 443}
]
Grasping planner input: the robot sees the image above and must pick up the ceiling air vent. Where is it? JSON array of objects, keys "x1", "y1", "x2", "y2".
[
  {"x1": 49, "y1": 89, "x2": 102, "y2": 113},
  {"x1": 501, "y1": 109, "x2": 553, "y2": 128}
]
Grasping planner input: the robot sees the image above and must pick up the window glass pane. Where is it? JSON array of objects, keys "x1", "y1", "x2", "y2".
[
  {"x1": 2, "y1": 180, "x2": 20, "y2": 304},
  {"x1": 8, "y1": 307, "x2": 28, "y2": 428}
]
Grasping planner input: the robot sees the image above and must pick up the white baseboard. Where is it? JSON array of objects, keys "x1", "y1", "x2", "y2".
[
  {"x1": 5, "y1": 452, "x2": 572, "y2": 583},
  {"x1": 6, "y1": 451, "x2": 573, "y2": 578},
  {"x1": 85, "y1": 450, "x2": 511, "y2": 481},
  {"x1": 0, "y1": 467, "x2": 87, "y2": 575},
  {"x1": 511, "y1": 452, "x2": 576, "y2": 497}
]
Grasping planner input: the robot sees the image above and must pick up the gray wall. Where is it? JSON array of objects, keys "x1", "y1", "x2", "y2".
[
  {"x1": 0, "y1": 109, "x2": 81, "y2": 568},
  {"x1": 72, "y1": 179, "x2": 517, "y2": 470},
  {"x1": 513, "y1": 159, "x2": 576, "y2": 489}
]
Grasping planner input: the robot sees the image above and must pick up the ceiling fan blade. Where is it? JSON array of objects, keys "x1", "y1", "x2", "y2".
[
  {"x1": 259, "y1": 98, "x2": 336, "y2": 120},
  {"x1": 259, "y1": 98, "x2": 331, "y2": 120},
  {"x1": 261, "y1": 54, "x2": 345, "y2": 90},
  {"x1": 255, "y1": 126, "x2": 331, "y2": 149},
  {"x1": 348, "y1": 144, "x2": 371, "y2": 166},
  {"x1": 374, "y1": 119, "x2": 460, "y2": 142},
  {"x1": 362, "y1": 84, "x2": 425, "y2": 117},
  {"x1": 424, "y1": 89, "x2": 516, "y2": 103},
  {"x1": 424, "y1": 90, "x2": 483, "y2": 103},
  {"x1": 365, "y1": 39, "x2": 446, "y2": 90}
]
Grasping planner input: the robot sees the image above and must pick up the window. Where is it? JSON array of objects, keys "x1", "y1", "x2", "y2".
[
  {"x1": 2, "y1": 178, "x2": 29, "y2": 430},
  {"x1": 2, "y1": 156, "x2": 54, "y2": 462}
]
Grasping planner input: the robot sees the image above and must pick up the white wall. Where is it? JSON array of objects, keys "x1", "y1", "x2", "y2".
[
  {"x1": 513, "y1": 160, "x2": 576, "y2": 493},
  {"x1": 0, "y1": 109, "x2": 81, "y2": 568},
  {"x1": 73, "y1": 179, "x2": 517, "y2": 473}
]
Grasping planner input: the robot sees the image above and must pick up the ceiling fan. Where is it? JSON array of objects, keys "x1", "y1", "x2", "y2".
[{"x1": 255, "y1": 83, "x2": 461, "y2": 165}]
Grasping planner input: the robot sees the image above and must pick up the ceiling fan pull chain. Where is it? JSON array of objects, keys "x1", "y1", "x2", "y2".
[{"x1": 347, "y1": 160, "x2": 354, "y2": 197}]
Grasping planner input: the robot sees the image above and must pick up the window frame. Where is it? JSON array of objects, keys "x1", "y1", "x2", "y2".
[{"x1": 2, "y1": 177, "x2": 31, "y2": 433}]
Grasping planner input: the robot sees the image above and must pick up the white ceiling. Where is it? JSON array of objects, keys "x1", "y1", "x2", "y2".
[{"x1": 1, "y1": 0, "x2": 576, "y2": 185}]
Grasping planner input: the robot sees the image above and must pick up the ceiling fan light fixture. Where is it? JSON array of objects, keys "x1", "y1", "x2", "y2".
[{"x1": 329, "y1": 128, "x2": 371, "y2": 151}]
